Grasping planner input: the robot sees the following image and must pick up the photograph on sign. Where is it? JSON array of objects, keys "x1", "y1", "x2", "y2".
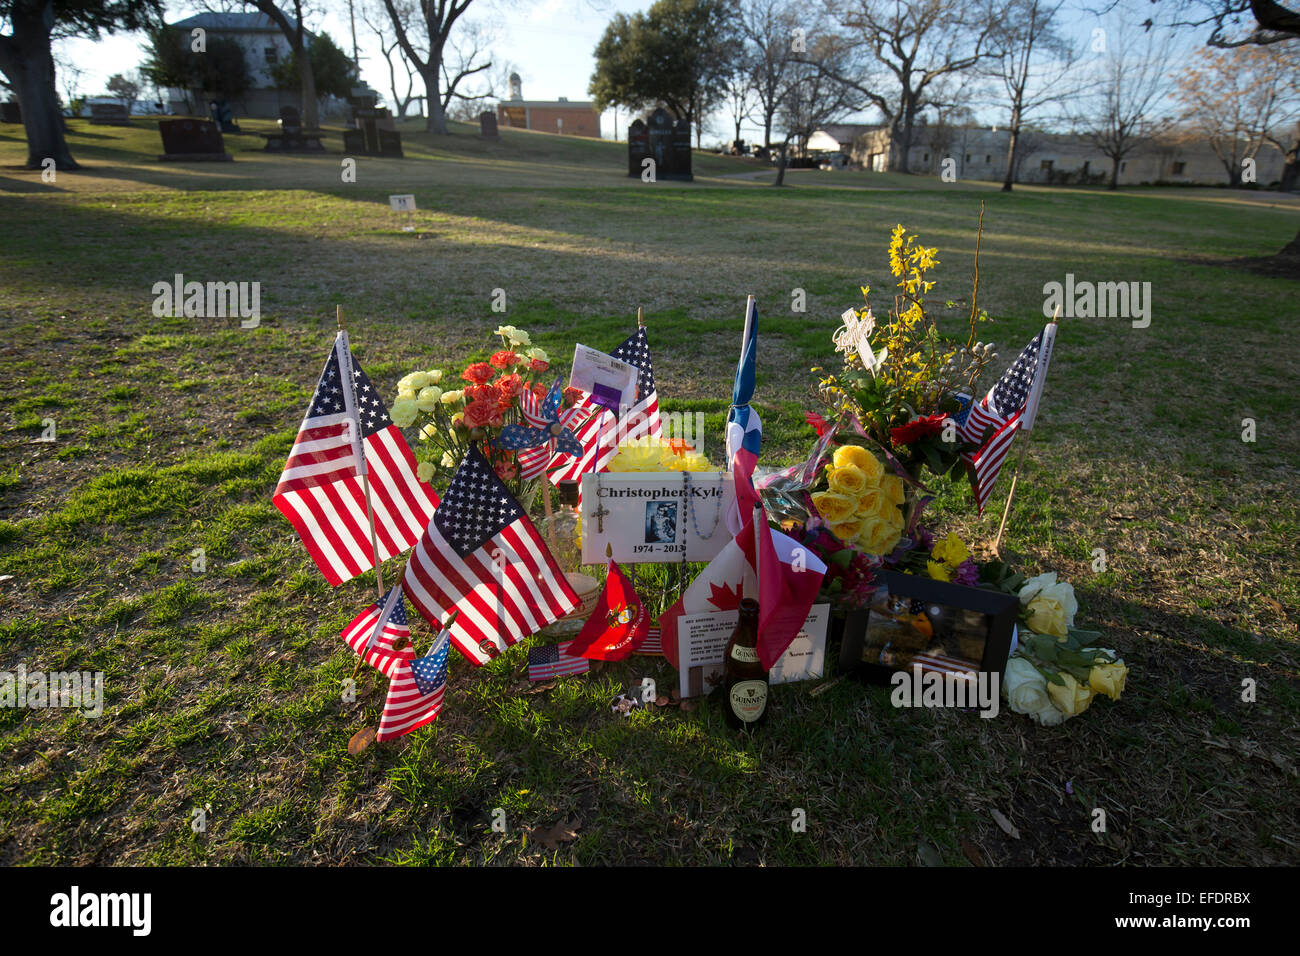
[
  {"x1": 569, "y1": 344, "x2": 638, "y2": 412},
  {"x1": 581, "y1": 472, "x2": 734, "y2": 565}
]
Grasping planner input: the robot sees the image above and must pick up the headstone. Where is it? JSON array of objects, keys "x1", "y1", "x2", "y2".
[
  {"x1": 89, "y1": 102, "x2": 130, "y2": 126},
  {"x1": 158, "y1": 118, "x2": 233, "y2": 162},
  {"x1": 345, "y1": 93, "x2": 403, "y2": 157},
  {"x1": 0, "y1": 102, "x2": 20, "y2": 124},
  {"x1": 639, "y1": 108, "x2": 692, "y2": 182},
  {"x1": 279, "y1": 105, "x2": 302, "y2": 132},
  {"x1": 262, "y1": 104, "x2": 326, "y2": 153},
  {"x1": 479, "y1": 111, "x2": 499, "y2": 140},
  {"x1": 627, "y1": 119, "x2": 649, "y2": 177}
]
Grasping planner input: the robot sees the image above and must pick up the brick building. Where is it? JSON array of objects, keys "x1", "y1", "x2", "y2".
[{"x1": 496, "y1": 74, "x2": 600, "y2": 138}]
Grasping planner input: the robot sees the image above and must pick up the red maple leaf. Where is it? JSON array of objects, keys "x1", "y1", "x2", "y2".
[{"x1": 707, "y1": 580, "x2": 744, "y2": 610}]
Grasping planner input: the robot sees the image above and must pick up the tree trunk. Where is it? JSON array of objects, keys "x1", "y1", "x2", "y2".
[
  {"x1": 424, "y1": 63, "x2": 447, "y2": 134},
  {"x1": 1001, "y1": 124, "x2": 1019, "y2": 193},
  {"x1": 299, "y1": 47, "x2": 319, "y2": 128},
  {"x1": 773, "y1": 140, "x2": 788, "y2": 186},
  {"x1": 1279, "y1": 126, "x2": 1299, "y2": 191},
  {"x1": 1108, "y1": 156, "x2": 1120, "y2": 190},
  {"x1": 0, "y1": 2, "x2": 77, "y2": 170}
]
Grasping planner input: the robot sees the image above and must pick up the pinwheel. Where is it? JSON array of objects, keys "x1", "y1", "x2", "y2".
[{"x1": 495, "y1": 381, "x2": 586, "y2": 478}]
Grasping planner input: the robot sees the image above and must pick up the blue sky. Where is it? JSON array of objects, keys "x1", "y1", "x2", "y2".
[{"x1": 53, "y1": 0, "x2": 1196, "y2": 145}]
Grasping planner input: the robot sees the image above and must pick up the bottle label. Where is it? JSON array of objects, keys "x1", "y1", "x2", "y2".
[
  {"x1": 730, "y1": 644, "x2": 759, "y2": 664},
  {"x1": 729, "y1": 680, "x2": 768, "y2": 722}
]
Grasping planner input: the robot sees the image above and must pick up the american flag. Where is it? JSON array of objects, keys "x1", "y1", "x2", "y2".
[
  {"x1": 402, "y1": 444, "x2": 580, "y2": 666},
  {"x1": 340, "y1": 585, "x2": 412, "y2": 678},
  {"x1": 527, "y1": 627, "x2": 664, "y2": 681},
  {"x1": 527, "y1": 641, "x2": 591, "y2": 680},
  {"x1": 378, "y1": 631, "x2": 449, "y2": 741},
  {"x1": 549, "y1": 328, "x2": 661, "y2": 490},
  {"x1": 273, "y1": 334, "x2": 439, "y2": 585},
  {"x1": 958, "y1": 330, "x2": 1045, "y2": 513}
]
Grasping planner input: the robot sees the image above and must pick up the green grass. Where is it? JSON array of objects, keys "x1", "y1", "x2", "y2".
[{"x1": 0, "y1": 121, "x2": 1297, "y2": 866}]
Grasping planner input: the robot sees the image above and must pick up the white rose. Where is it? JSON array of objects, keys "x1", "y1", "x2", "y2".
[
  {"x1": 440, "y1": 451, "x2": 456, "y2": 467},
  {"x1": 526, "y1": 346, "x2": 548, "y2": 363},
  {"x1": 425, "y1": 369, "x2": 443, "y2": 384},
  {"x1": 1002, "y1": 656, "x2": 1051, "y2": 716},
  {"x1": 509, "y1": 329, "x2": 531, "y2": 347},
  {"x1": 416, "y1": 385, "x2": 443, "y2": 411},
  {"x1": 1030, "y1": 702, "x2": 1067, "y2": 726}
]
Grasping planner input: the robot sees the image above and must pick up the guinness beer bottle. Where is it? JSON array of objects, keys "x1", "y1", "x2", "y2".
[{"x1": 723, "y1": 599, "x2": 768, "y2": 730}]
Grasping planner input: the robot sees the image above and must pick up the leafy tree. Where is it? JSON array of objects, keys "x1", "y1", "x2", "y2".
[
  {"x1": 590, "y1": 0, "x2": 737, "y2": 130},
  {"x1": 0, "y1": 0, "x2": 163, "y2": 169},
  {"x1": 244, "y1": 0, "x2": 321, "y2": 129},
  {"x1": 106, "y1": 70, "x2": 139, "y2": 111},
  {"x1": 270, "y1": 30, "x2": 358, "y2": 99},
  {"x1": 141, "y1": 24, "x2": 251, "y2": 109}
]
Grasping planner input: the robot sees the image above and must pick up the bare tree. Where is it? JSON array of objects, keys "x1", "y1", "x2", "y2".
[
  {"x1": 986, "y1": 0, "x2": 1082, "y2": 191},
  {"x1": 817, "y1": 0, "x2": 1000, "y2": 172},
  {"x1": 740, "y1": 0, "x2": 799, "y2": 150},
  {"x1": 773, "y1": 31, "x2": 854, "y2": 182},
  {"x1": 721, "y1": 48, "x2": 755, "y2": 147},
  {"x1": 438, "y1": 17, "x2": 493, "y2": 122},
  {"x1": 1075, "y1": 21, "x2": 1176, "y2": 189},
  {"x1": 362, "y1": 0, "x2": 419, "y2": 117},
  {"x1": 1174, "y1": 42, "x2": 1300, "y2": 185},
  {"x1": 378, "y1": 0, "x2": 485, "y2": 134}
]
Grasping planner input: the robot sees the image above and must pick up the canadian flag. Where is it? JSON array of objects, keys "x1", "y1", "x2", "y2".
[{"x1": 659, "y1": 506, "x2": 826, "y2": 670}]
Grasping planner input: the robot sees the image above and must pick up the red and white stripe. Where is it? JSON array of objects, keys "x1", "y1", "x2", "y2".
[
  {"x1": 340, "y1": 597, "x2": 411, "y2": 679},
  {"x1": 378, "y1": 642, "x2": 445, "y2": 741},
  {"x1": 402, "y1": 517, "x2": 579, "y2": 667},
  {"x1": 962, "y1": 409, "x2": 1022, "y2": 513},
  {"x1": 275, "y1": 421, "x2": 438, "y2": 586},
  {"x1": 548, "y1": 394, "x2": 661, "y2": 490}
]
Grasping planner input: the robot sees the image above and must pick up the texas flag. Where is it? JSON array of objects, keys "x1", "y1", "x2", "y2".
[
  {"x1": 660, "y1": 506, "x2": 825, "y2": 671},
  {"x1": 725, "y1": 296, "x2": 762, "y2": 536}
]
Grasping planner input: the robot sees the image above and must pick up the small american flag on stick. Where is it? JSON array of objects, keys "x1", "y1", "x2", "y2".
[
  {"x1": 958, "y1": 328, "x2": 1052, "y2": 514},
  {"x1": 402, "y1": 444, "x2": 579, "y2": 666},
  {"x1": 274, "y1": 333, "x2": 439, "y2": 585}
]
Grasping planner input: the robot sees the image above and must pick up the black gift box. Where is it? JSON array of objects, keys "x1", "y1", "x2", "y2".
[{"x1": 838, "y1": 570, "x2": 1019, "y2": 685}]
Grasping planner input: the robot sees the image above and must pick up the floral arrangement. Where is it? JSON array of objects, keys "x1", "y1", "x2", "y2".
[
  {"x1": 387, "y1": 324, "x2": 589, "y2": 503},
  {"x1": 808, "y1": 444, "x2": 906, "y2": 554},
  {"x1": 606, "y1": 437, "x2": 716, "y2": 473},
  {"x1": 1001, "y1": 572, "x2": 1128, "y2": 725}
]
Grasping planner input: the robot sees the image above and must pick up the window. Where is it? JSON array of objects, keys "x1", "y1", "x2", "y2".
[
  {"x1": 965, "y1": 153, "x2": 971, "y2": 162},
  {"x1": 1040, "y1": 159, "x2": 1054, "y2": 171},
  {"x1": 264, "y1": 47, "x2": 278, "y2": 64},
  {"x1": 1120, "y1": 161, "x2": 1127, "y2": 173},
  {"x1": 922, "y1": 152, "x2": 929, "y2": 162},
  {"x1": 1171, "y1": 161, "x2": 1186, "y2": 175},
  {"x1": 985, "y1": 154, "x2": 991, "y2": 163}
]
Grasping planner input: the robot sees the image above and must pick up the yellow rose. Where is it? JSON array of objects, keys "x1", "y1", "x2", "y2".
[
  {"x1": 811, "y1": 491, "x2": 857, "y2": 524},
  {"x1": 418, "y1": 424, "x2": 437, "y2": 441},
  {"x1": 425, "y1": 369, "x2": 443, "y2": 384},
  {"x1": 1087, "y1": 654, "x2": 1128, "y2": 701},
  {"x1": 856, "y1": 488, "x2": 883, "y2": 518},
  {"x1": 856, "y1": 516, "x2": 902, "y2": 556},
  {"x1": 828, "y1": 517, "x2": 865, "y2": 543},
  {"x1": 927, "y1": 560, "x2": 953, "y2": 582},
  {"x1": 416, "y1": 385, "x2": 444, "y2": 411},
  {"x1": 416, "y1": 461, "x2": 435, "y2": 483},
  {"x1": 879, "y1": 473, "x2": 905, "y2": 506},
  {"x1": 833, "y1": 444, "x2": 884, "y2": 484},
  {"x1": 874, "y1": 497, "x2": 905, "y2": 529},
  {"x1": 931, "y1": 532, "x2": 970, "y2": 568},
  {"x1": 828, "y1": 463, "x2": 867, "y2": 496},
  {"x1": 1019, "y1": 572, "x2": 1078, "y2": 638},
  {"x1": 389, "y1": 399, "x2": 418, "y2": 428},
  {"x1": 440, "y1": 389, "x2": 464, "y2": 405},
  {"x1": 1046, "y1": 672, "x2": 1093, "y2": 717},
  {"x1": 397, "y1": 387, "x2": 417, "y2": 402},
  {"x1": 440, "y1": 451, "x2": 456, "y2": 467}
]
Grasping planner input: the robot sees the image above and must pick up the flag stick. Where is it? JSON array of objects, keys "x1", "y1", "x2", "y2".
[
  {"x1": 540, "y1": 470, "x2": 557, "y2": 552},
  {"x1": 991, "y1": 306, "x2": 1059, "y2": 555},
  {"x1": 337, "y1": 306, "x2": 387, "y2": 602},
  {"x1": 637, "y1": 306, "x2": 644, "y2": 329}
]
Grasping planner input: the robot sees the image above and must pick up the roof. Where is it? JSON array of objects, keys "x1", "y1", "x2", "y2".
[
  {"x1": 170, "y1": 12, "x2": 305, "y2": 34},
  {"x1": 811, "y1": 123, "x2": 884, "y2": 146},
  {"x1": 499, "y1": 100, "x2": 598, "y2": 110}
]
